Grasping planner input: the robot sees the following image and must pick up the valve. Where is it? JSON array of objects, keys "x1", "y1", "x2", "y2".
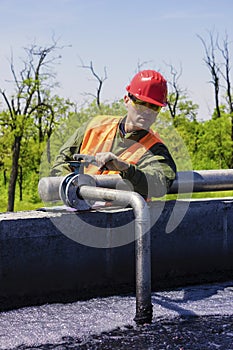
[
  {"x1": 39, "y1": 154, "x2": 119, "y2": 210},
  {"x1": 58, "y1": 154, "x2": 97, "y2": 210}
]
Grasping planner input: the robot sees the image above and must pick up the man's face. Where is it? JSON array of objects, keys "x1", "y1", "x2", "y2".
[{"x1": 124, "y1": 95, "x2": 161, "y2": 132}]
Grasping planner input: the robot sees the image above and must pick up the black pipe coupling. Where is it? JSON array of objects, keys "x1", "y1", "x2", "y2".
[{"x1": 59, "y1": 173, "x2": 96, "y2": 210}]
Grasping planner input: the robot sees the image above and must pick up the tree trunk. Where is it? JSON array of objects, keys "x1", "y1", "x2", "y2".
[
  {"x1": 214, "y1": 78, "x2": 221, "y2": 118},
  {"x1": 3, "y1": 169, "x2": 7, "y2": 186},
  {"x1": 7, "y1": 136, "x2": 21, "y2": 212},
  {"x1": 18, "y1": 165, "x2": 23, "y2": 201},
  {"x1": 38, "y1": 114, "x2": 44, "y2": 143},
  {"x1": 231, "y1": 116, "x2": 233, "y2": 168},
  {"x1": 46, "y1": 138, "x2": 51, "y2": 164}
]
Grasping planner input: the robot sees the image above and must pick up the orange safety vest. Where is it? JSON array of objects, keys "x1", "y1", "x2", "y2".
[{"x1": 80, "y1": 115, "x2": 163, "y2": 175}]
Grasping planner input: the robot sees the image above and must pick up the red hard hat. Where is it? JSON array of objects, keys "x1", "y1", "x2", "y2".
[{"x1": 126, "y1": 70, "x2": 167, "y2": 106}]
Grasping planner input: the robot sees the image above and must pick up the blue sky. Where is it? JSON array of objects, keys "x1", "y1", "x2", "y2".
[{"x1": 0, "y1": 0, "x2": 233, "y2": 119}]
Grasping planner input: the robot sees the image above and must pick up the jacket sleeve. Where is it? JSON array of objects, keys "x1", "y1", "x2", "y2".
[
  {"x1": 50, "y1": 123, "x2": 88, "y2": 176},
  {"x1": 120, "y1": 143, "x2": 177, "y2": 198}
]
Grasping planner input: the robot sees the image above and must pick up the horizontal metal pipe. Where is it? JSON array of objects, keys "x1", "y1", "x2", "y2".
[
  {"x1": 38, "y1": 169, "x2": 233, "y2": 203},
  {"x1": 168, "y1": 169, "x2": 233, "y2": 194},
  {"x1": 38, "y1": 175, "x2": 124, "y2": 202},
  {"x1": 91, "y1": 174, "x2": 122, "y2": 188},
  {"x1": 38, "y1": 176, "x2": 64, "y2": 202},
  {"x1": 78, "y1": 185, "x2": 152, "y2": 325}
]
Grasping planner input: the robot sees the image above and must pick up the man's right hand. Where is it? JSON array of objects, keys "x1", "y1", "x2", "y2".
[{"x1": 95, "y1": 152, "x2": 130, "y2": 172}]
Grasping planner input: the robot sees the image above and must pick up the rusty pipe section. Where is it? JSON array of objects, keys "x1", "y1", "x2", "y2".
[{"x1": 78, "y1": 185, "x2": 152, "y2": 325}]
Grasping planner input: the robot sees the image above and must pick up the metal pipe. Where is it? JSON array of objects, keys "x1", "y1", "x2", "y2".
[
  {"x1": 169, "y1": 169, "x2": 233, "y2": 194},
  {"x1": 38, "y1": 176, "x2": 64, "y2": 202},
  {"x1": 78, "y1": 185, "x2": 152, "y2": 325},
  {"x1": 92, "y1": 174, "x2": 124, "y2": 188},
  {"x1": 38, "y1": 175, "x2": 124, "y2": 202},
  {"x1": 38, "y1": 169, "x2": 233, "y2": 203},
  {"x1": 38, "y1": 175, "x2": 152, "y2": 323}
]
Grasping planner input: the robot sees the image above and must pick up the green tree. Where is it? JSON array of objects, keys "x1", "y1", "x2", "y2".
[
  {"x1": 0, "y1": 111, "x2": 13, "y2": 185},
  {"x1": 0, "y1": 41, "x2": 64, "y2": 211},
  {"x1": 194, "y1": 113, "x2": 232, "y2": 169}
]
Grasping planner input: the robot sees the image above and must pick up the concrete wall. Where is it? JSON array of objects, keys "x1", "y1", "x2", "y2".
[{"x1": 0, "y1": 199, "x2": 233, "y2": 310}]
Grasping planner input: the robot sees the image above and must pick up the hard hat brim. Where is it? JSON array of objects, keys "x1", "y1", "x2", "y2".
[{"x1": 126, "y1": 85, "x2": 166, "y2": 107}]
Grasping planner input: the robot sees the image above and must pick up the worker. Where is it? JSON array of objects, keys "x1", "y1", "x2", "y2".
[{"x1": 51, "y1": 69, "x2": 177, "y2": 199}]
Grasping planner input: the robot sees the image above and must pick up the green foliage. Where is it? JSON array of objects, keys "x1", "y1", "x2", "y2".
[
  {"x1": 0, "y1": 171, "x2": 43, "y2": 212},
  {"x1": 185, "y1": 114, "x2": 233, "y2": 169},
  {"x1": 163, "y1": 96, "x2": 233, "y2": 170},
  {"x1": 176, "y1": 97, "x2": 199, "y2": 122},
  {"x1": 154, "y1": 110, "x2": 193, "y2": 171}
]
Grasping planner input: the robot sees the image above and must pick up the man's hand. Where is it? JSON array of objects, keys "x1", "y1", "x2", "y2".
[{"x1": 95, "y1": 152, "x2": 130, "y2": 172}]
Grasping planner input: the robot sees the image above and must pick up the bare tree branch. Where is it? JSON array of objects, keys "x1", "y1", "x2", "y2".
[
  {"x1": 216, "y1": 32, "x2": 233, "y2": 114},
  {"x1": 78, "y1": 58, "x2": 107, "y2": 108},
  {"x1": 164, "y1": 62, "x2": 184, "y2": 119},
  {"x1": 197, "y1": 31, "x2": 221, "y2": 118},
  {"x1": 0, "y1": 89, "x2": 14, "y2": 120},
  {"x1": 135, "y1": 59, "x2": 153, "y2": 73}
]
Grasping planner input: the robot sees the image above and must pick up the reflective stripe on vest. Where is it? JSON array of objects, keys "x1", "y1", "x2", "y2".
[{"x1": 79, "y1": 115, "x2": 163, "y2": 175}]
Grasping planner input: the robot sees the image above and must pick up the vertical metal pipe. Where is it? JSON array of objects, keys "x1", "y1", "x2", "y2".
[
  {"x1": 134, "y1": 229, "x2": 152, "y2": 324},
  {"x1": 132, "y1": 195, "x2": 152, "y2": 325},
  {"x1": 78, "y1": 186, "x2": 152, "y2": 325}
]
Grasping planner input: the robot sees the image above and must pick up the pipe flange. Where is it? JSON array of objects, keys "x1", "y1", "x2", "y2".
[
  {"x1": 59, "y1": 173, "x2": 75, "y2": 207},
  {"x1": 65, "y1": 174, "x2": 96, "y2": 210}
]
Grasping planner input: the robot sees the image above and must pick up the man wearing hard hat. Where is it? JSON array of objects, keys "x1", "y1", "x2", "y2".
[{"x1": 51, "y1": 70, "x2": 176, "y2": 199}]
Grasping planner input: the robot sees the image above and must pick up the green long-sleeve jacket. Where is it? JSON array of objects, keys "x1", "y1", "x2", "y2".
[{"x1": 51, "y1": 116, "x2": 177, "y2": 199}]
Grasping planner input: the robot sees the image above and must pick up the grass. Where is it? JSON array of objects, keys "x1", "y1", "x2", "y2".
[
  {"x1": 1, "y1": 187, "x2": 233, "y2": 213},
  {"x1": 0, "y1": 197, "x2": 44, "y2": 213},
  {"x1": 164, "y1": 190, "x2": 233, "y2": 201},
  {"x1": 0, "y1": 182, "x2": 44, "y2": 213}
]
